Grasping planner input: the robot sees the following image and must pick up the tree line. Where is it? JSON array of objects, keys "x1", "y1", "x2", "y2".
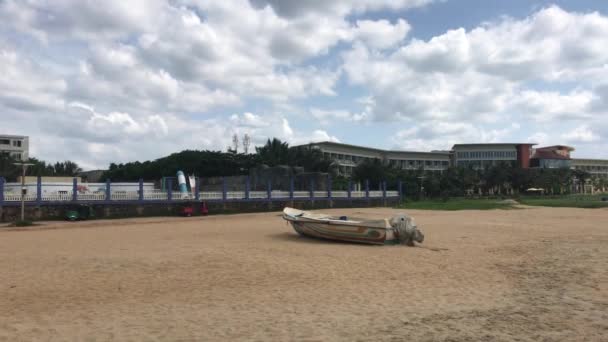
[
  {"x1": 102, "y1": 138, "x2": 333, "y2": 181},
  {"x1": 350, "y1": 158, "x2": 600, "y2": 198},
  {"x1": 0, "y1": 153, "x2": 82, "y2": 181}
]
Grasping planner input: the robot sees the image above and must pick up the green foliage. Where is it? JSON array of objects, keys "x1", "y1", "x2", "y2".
[
  {"x1": 101, "y1": 138, "x2": 334, "y2": 181},
  {"x1": 518, "y1": 194, "x2": 608, "y2": 208},
  {"x1": 12, "y1": 220, "x2": 35, "y2": 227},
  {"x1": 396, "y1": 198, "x2": 516, "y2": 211},
  {"x1": 103, "y1": 150, "x2": 260, "y2": 181},
  {"x1": 352, "y1": 158, "x2": 594, "y2": 199},
  {"x1": 0, "y1": 154, "x2": 82, "y2": 181}
]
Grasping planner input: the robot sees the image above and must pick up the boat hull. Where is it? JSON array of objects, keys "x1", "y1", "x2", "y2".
[{"x1": 286, "y1": 218, "x2": 399, "y2": 245}]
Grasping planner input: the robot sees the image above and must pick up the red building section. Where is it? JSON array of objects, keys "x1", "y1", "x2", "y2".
[{"x1": 516, "y1": 144, "x2": 536, "y2": 168}]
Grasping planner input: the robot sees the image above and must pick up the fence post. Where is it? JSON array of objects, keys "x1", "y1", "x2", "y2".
[
  {"x1": 168, "y1": 178, "x2": 173, "y2": 201},
  {"x1": 347, "y1": 179, "x2": 352, "y2": 199},
  {"x1": 72, "y1": 178, "x2": 78, "y2": 202},
  {"x1": 398, "y1": 180, "x2": 403, "y2": 202},
  {"x1": 195, "y1": 177, "x2": 200, "y2": 201},
  {"x1": 382, "y1": 180, "x2": 387, "y2": 199},
  {"x1": 0, "y1": 177, "x2": 4, "y2": 206},
  {"x1": 309, "y1": 178, "x2": 315, "y2": 199},
  {"x1": 289, "y1": 176, "x2": 294, "y2": 200},
  {"x1": 222, "y1": 177, "x2": 227, "y2": 201},
  {"x1": 245, "y1": 176, "x2": 250, "y2": 200},
  {"x1": 106, "y1": 179, "x2": 111, "y2": 201},
  {"x1": 365, "y1": 179, "x2": 370, "y2": 199},
  {"x1": 267, "y1": 179, "x2": 272, "y2": 200},
  {"x1": 36, "y1": 176, "x2": 42, "y2": 205},
  {"x1": 139, "y1": 178, "x2": 144, "y2": 202},
  {"x1": 327, "y1": 174, "x2": 332, "y2": 200}
]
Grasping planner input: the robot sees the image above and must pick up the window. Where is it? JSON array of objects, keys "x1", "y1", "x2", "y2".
[
  {"x1": 0, "y1": 139, "x2": 9, "y2": 145},
  {"x1": 12, "y1": 140, "x2": 22, "y2": 147}
]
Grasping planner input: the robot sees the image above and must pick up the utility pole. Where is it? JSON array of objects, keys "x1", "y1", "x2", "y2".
[
  {"x1": 417, "y1": 175, "x2": 426, "y2": 199},
  {"x1": 13, "y1": 162, "x2": 34, "y2": 222}
]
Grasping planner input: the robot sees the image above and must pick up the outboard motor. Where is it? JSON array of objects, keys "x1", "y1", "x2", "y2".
[{"x1": 389, "y1": 214, "x2": 424, "y2": 246}]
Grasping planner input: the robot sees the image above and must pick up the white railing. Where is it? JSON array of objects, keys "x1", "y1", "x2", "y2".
[
  {"x1": 144, "y1": 191, "x2": 169, "y2": 200},
  {"x1": 201, "y1": 192, "x2": 222, "y2": 200},
  {"x1": 78, "y1": 192, "x2": 106, "y2": 201},
  {"x1": 313, "y1": 191, "x2": 327, "y2": 197},
  {"x1": 42, "y1": 192, "x2": 74, "y2": 201},
  {"x1": 271, "y1": 190, "x2": 290, "y2": 198},
  {"x1": 249, "y1": 191, "x2": 268, "y2": 199},
  {"x1": 4, "y1": 193, "x2": 37, "y2": 201},
  {"x1": 110, "y1": 192, "x2": 139, "y2": 201},
  {"x1": 1, "y1": 189, "x2": 399, "y2": 202},
  {"x1": 226, "y1": 191, "x2": 246, "y2": 199},
  {"x1": 369, "y1": 191, "x2": 383, "y2": 197},
  {"x1": 293, "y1": 191, "x2": 310, "y2": 198},
  {"x1": 351, "y1": 191, "x2": 366, "y2": 198},
  {"x1": 332, "y1": 191, "x2": 348, "y2": 198}
]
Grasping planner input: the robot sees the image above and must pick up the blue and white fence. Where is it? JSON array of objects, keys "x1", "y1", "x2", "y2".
[{"x1": 0, "y1": 176, "x2": 403, "y2": 206}]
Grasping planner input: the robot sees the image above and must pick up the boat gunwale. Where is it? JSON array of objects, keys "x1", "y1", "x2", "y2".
[{"x1": 282, "y1": 215, "x2": 391, "y2": 230}]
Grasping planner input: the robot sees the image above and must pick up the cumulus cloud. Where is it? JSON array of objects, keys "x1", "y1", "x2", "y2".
[
  {"x1": 354, "y1": 19, "x2": 411, "y2": 50},
  {"x1": 342, "y1": 6, "x2": 608, "y2": 126},
  {"x1": 391, "y1": 121, "x2": 521, "y2": 151},
  {"x1": 310, "y1": 108, "x2": 369, "y2": 125},
  {"x1": 2, "y1": 1, "x2": 608, "y2": 167},
  {"x1": 561, "y1": 125, "x2": 601, "y2": 144}
]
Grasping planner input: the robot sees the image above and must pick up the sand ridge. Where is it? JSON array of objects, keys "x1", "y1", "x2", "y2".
[{"x1": 1, "y1": 207, "x2": 607, "y2": 341}]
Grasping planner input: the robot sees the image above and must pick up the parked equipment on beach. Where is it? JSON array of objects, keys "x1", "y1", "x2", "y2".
[
  {"x1": 177, "y1": 171, "x2": 188, "y2": 197},
  {"x1": 282, "y1": 207, "x2": 423, "y2": 246},
  {"x1": 179, "y1": 203, "x2": 194, "y2": 217},
  {"x1": 65, "y1": 204, "x2": 95, "y2": 221}
]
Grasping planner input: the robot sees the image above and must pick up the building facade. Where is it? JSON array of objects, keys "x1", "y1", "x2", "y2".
[
  {"x1": 452, "y1": 143, "x2": 535, "y2": 169},
  {"x1": 296, "y1": 141, "x2": 608, "y2": 180},
  {"x1": 571, "y1": 158, "x2": 608, "y2": 177},
  {"x1": 294, "y1": 142, "x2": 451, "y2": 176},
  {"x1": 530, "y1": 145, "x2": 574, "y2": 169},
  {"x1": 0, "y1": 135, "x2": 29, "y2": 161}
]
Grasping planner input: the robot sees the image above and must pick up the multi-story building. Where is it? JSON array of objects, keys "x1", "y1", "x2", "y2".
[
  {"x1": 294, "y1": 142, "x2": 451, "y2": 176},
  {"x1": 452, "y1": 143, "x2": 535, "y2": 169},
  {"x1": 0, "y1": 134, "x2": 29, "y2": 161},
  {"x1": 294, "y1": 141, "x2": 608, "y2": 181},
  {"x1": 571, "y1": 158, "x2": 608, "y2": 177},
  {"x1": 530, "y1": 145, "x2": 574, "y2": 169}
]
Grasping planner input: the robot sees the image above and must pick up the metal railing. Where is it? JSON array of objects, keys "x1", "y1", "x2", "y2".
[{"x1": 0, "y1": 177, "x2": 403, "y2": 205}]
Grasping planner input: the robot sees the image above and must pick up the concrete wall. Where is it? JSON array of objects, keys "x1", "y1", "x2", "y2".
[{"x1": 0, "y1": 198, "x2": 399, "y2": 222}]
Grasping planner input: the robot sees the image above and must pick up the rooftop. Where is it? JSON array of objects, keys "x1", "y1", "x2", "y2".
[{"x1": 293, "y1": 141, "x2": 451, "y2": 155}]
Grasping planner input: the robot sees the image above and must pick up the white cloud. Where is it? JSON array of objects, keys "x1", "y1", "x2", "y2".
[
  {"x1": 354, "y1": 19, "x2": 411, "y2": 49},
  {"x1": 342, "y1": 6, "x2": 608, "y2": 125},
  {"x1": 561, "y1": 125, "x2": 600, "y2": 143},
  {"x1": 2, "y1": 1, "x2": 608, "y2": 166},
  {"x1": 391, "y1": 121, "x2": 519, "y2": 151},
  {"x1": 310, "y1": 108, "x2": 368, "y2": 125}
]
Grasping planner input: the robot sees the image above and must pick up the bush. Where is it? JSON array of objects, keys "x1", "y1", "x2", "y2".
[{"x1": 13, "y1": 220, "x2": 35, "y2": 227}]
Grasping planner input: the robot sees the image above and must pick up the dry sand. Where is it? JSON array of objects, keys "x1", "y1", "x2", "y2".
[{"x1": 1, "y1": 207, "x2": 607, "y2": 341}]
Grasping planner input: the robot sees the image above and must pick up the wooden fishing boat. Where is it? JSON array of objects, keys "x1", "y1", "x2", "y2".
[{"x1": 282, "y1": 207, "x2": 423, "y2": 246}]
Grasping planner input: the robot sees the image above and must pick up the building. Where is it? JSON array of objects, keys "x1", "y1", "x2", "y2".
[
  {"x1": 571, "y1": 158, "x2": 608, "y2": 177},
  {"x1": 295, "y1": 141, "x2": 608, "y2": 180},
  {"x1": 293, "y1": 141, "x2": 451, "y2": 176},
  {"x1": 0, "y1": 134, "x2": 29, "y2": 161},
  {"x1": 530, "y1": 145, "x2": 574, "y2": 169},
  {"x1": 452, "y1": 143, "x2": 535, "y2": 169}
]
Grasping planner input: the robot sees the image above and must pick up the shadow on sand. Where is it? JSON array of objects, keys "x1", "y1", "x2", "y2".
[
  {"x1": 267, "y1": 231, "x2": 383, "y2": 246},
  {"x1": 269, "y1": 232, "x2": 449, "y2": 251}
]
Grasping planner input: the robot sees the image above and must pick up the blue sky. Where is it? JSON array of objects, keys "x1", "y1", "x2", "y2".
[{"x1": 1, "y1": 0, "x2": 607, "y2": 169}]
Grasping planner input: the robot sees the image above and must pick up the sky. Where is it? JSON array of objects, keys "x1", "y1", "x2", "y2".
[{"x1": 1, "y1": 0, "x2": 608, "y2": 170}]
